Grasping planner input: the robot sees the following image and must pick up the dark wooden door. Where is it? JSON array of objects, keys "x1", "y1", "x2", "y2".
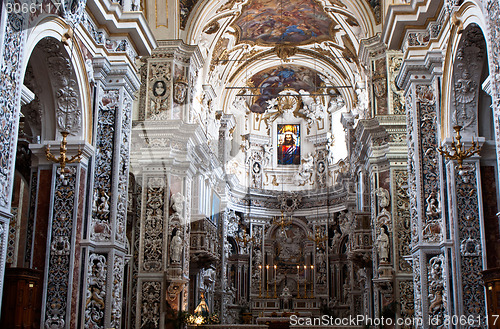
[{"x1": 0, "y1": 268, "x2": 42, "y2": 329}]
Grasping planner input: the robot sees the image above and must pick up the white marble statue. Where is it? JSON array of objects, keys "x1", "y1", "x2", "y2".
[
  {"x1": 97, "y1": 191, "x2": 110, "y2": 215},
  {"x1": 294, "y1": 152, "x2": 314, "y2": 185},
  {"x1": 326, "y1": 132, "x2": 335, "y2": 165},
  {"x1": 377, "y1": 227, "x2": 390, "y2": 263},
  {"x1": 170, "y1": 230, "x2": 183, "y2": 263},
  {"x1": 299, "y1": 89, "x2": 325, "y2": 117},
  {"x1": 375, "y1": 188, "x2": 390, "y2": 209},
  {"x1": 171, "y1": 192, "x2": 184, "y2": 214}
]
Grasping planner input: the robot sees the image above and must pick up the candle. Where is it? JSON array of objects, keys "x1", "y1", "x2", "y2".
[
  {"x1": 297, "y1": 265, "x2": 301, "y2": 298},
  {"x1": 258, "y1": 265, "x2": 263, "y2": 297},
  {"x1": 266, "y1": 265, "x2": 270, "y2": 297},
  {"x1": 310, "y1": 265, "x2": 315, "y2": 298},
  {"x1": 304, "y1": 265, "x2": 307, "y2": 281},
  {"x1": 274, "y1": 265, "x2": 278, "y2": 298}
]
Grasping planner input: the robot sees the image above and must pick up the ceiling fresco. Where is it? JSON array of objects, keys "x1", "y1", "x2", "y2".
[
  {"x1": 248, "y1": 65, "x2": 325, "y2": 113},
  {"x1": 232, "y1": 0, "x2": 336, "y2": 46},
  {"x1": 180, "y1": 0, "x2": 200, "y2": 29}
]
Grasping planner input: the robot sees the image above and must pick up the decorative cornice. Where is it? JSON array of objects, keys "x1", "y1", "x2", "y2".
[
  {"x1": 93, "y1": 56, "x2": 141, "y2": 94},
  {"x1": 341, "y1": 111, "x2": 356, "y2": 129},
  {"x1": 202, "y1": 84, "x2": 217, "y2": 101},
  {"x1": 396, "y1": 50, "x2": 442, "y2": 91},
  {"x1": 305, "y1": 133, "x2": 330, "y2": 146},
  {"x1": 86, "y1": 0, "x2": 157, "y2": 55},
  {"x1": 382, "y1": 0, "x2": 444, "y2": 50},
  {"x1": 21, "y1": 84, "x2": 35, "y2": 106},
  {"x1": 241, "y1": 133, "x2": 270, "y2": 146},
  {"x1": 358, "y1": 34, "x2": 386, "y2": 65}
]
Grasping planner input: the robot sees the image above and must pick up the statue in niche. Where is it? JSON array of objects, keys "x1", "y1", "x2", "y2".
[
  {"x1": 253, "y1": 249, "x2": 262, "y2": 266},
  {"x1": 356, "y1": 268, "x2": 367, "y2": 289},
  {"x1": 171, "y1": 192, "x2": 184, "y2": 215},
  {"x1": 330, "y1": 227, "x2": 342, "y2": 252},
  {"x1": 375, "y1": 188, "x2": 390, "y2": 209},
  {"x1": 170, "y1": 229, "x2": 183, "y2": 264},
  {"x1": 316, "y1": 249, "x2": 327, "y2": 284},
  {"x1": 326, "y1": 132, "x2": 335, "y2": 165},
  {"x1": 85, "y1": 58, "x2": 94, "y2": 84},
  {"x1": 425, "y1": 191, "x2": 440, "y2": 218},
  {"x1": 92, "y1": 189, "x2": 99, "y2": 212},
  {"x1": 377, "y1": 226, "x2": 390, "y2": 264},
  {"x1": 342, "y1": 281, "x2": 350, "y2": 303},
  {"x1": 97, "y1": 191, "x2": 110, "y2": 215}
]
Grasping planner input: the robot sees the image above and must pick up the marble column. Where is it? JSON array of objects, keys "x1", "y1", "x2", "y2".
[
  {"x1": 37, "y1": 148, "x2": 90, "y2": 329},
  {"x1": 398, "y1": 51, "x2": 449, "y2": 327},
  {"x1": 484, "y1": 0, "x2": 500, "y2": 194},
  {"x1": 81, "y1": 57, "x2": 139, "y2": 329},
  {"x1": 446, "y1": 159, "x2": 486, "y2": 327},
  {"x1": 0, "y1": 6, "x2": 28, "y2": 315},
  {"x1": 130, "y1": 41, "x2": 203, "y2": 328}
]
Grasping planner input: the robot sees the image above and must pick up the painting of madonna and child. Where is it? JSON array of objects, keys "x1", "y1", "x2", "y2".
[{"x1": 277, "y1": 124, "x2": 301, "y2": 165}]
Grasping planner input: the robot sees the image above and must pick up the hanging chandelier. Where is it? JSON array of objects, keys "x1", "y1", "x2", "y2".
[
  {"x1": 437, "y1": 125, "x2": 481, "y2": 170},
  {"x1": 46, "y1": 131, "x2": 82, "y2": 179}
]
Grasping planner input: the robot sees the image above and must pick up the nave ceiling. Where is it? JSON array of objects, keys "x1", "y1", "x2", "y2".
[{"x1": 141, "y1": 0, "x2": 384, "y2": 191}]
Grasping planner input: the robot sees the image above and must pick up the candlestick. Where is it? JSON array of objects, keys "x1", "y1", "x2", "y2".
[
  {"x1": 310, "y1": 265, "x2": 314, "y2": 298},
  {"x1": 274, "y1": 265, "x2": 277, "y2": 298},
  {"x1": 296, "y1": 265, "x2": 301, "y2": 298},
  {"x1": 303, "y1": 265, "x2": 307, "y2": 298},
  {"x1": 258, "y1": 265, "x2": 262, "y2": 298},
  {"x1": 266, "y1": 265, "x2": 270, "y2": 298}
]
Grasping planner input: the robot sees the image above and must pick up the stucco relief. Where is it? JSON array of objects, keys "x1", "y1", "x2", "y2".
[
  {"x1": 452, "y1": 25, "x2": 486, "y2": 132},
  {"x1": 147, "y1": 62, "x2": 172, "y2": 120}
]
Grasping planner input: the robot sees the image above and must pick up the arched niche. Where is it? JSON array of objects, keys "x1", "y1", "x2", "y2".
[
  {"x1": 264, "y1": 219, "x2": 313, "y2": 267},
  {"x1": 449, "y1": 24, "x2": 487, "y2": 135},
  {"x1": 22, "y1": 21, "x2": 91, "y2": 144}
]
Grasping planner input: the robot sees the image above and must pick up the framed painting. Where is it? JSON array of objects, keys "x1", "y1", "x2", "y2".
[{"x1": 277, "y1": 124, "x2": 301, "y2": 165}]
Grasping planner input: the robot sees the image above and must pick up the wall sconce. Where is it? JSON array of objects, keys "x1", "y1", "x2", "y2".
[
  {"x1": 437, "y1": 125, "x2": 481, "y2": 170},
  {"x1": 46, "y1": 131, "x2": 82, "y2": 180}
]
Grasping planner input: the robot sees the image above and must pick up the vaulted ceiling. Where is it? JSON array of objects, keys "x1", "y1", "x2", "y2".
[{"x1": 183, "y1": 0, "x2": 382, "y2": 113}]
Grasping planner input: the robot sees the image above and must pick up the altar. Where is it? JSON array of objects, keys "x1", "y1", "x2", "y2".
[{"x1": 252, "y1": 297, "x2": 321, "y2": 317}]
